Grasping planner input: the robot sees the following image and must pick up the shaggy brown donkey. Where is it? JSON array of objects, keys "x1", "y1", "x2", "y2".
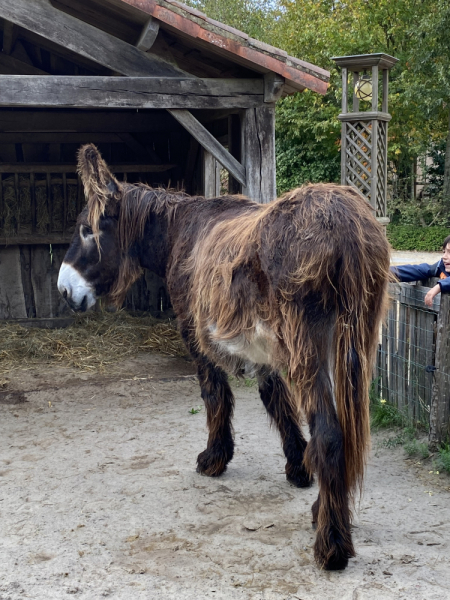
[{"x1": 58, "y1": 144, "x2": 390, "y2": 570}]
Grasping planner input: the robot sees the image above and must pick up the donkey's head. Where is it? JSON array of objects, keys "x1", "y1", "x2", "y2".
[{"x1": 57, "y1": 144, "x2": 123, "y2": 312}]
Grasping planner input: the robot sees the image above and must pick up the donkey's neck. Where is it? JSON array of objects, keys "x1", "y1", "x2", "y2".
[
  {"x1": 125, "y1": 188, "x2": 258, "y2": 279},
  {"x1": 126, "y1": 188, "x2": 195, "y2": 278},
  {"x1": 133, "y1": 205, "x2": 171, "y2": 277}
]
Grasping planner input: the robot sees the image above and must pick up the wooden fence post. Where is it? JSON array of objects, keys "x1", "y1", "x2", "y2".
[{"x1": 429, "y1": 294, "x2": 450, "y2": 449}]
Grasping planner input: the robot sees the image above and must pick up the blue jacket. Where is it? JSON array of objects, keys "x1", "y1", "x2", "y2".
[{"x1": 390, "y1": 259, "x2": 450, "y2": 293}]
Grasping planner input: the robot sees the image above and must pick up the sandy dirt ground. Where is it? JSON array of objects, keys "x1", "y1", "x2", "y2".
[{"x1": 1, "y1": 353, "x2": 450, "y2": 600}]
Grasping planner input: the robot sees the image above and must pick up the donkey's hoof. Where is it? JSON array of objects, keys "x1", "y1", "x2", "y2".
[
  {"x1": 314, "y1": 528, "x2": 355, "y2": 571},
  {"x1": 196, "y1": 448, "x2": 230, "y2": 477},
  {"x1": 314, "y1": 543, "x2": 351, "y2": 571},
  {"x1": 321, "y1": 551, "x2": 349, "y2": 571},
  {"x1": 286, "y1": 464, "x2": 314, "y2": 488}
]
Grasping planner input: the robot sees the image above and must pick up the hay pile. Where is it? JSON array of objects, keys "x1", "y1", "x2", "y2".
[{"x1": 0, "y1": 311, "x2": 187, "y2": 376}]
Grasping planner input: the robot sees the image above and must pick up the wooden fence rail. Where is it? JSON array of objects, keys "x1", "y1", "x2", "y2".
[{"x1": 375, "y1": 281, "x2": 450, "y2": 447}]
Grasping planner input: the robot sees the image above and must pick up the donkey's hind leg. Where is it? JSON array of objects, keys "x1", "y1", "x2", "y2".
[
  {"x1": 303, "y1": 366, "x2": 354, "y2": 571},
  {"x1": 195, "y1": 355, "x2": 235, "y2": 476},
  {"x1": 257, "y1": 369, "x2": 313, "y2": 488}
]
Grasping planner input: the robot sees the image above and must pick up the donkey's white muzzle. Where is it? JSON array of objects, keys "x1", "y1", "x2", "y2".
[{"x1": 58, "y1": 262, "x2": 97, "y2": 312}]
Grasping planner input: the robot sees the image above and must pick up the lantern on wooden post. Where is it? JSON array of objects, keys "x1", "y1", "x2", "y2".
[{"x1": 331, "y1": 54, "x2": 398, "y2": 225}]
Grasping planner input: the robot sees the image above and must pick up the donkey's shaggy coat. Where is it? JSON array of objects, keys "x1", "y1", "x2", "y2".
[{"x1": 58, "y1": 144, "x2": 390, "y2": 570}]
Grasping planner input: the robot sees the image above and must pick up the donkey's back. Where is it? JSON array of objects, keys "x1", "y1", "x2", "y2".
[{"x1": 183, "y1": 184, "x2": 388, "y2": 381}]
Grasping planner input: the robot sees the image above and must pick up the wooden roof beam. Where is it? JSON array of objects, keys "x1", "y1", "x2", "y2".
[
  {"x1": 0, "y1": 0, "x2": 187, "y2": 77},
  {"x1": 136, "y1": 17, "x2": 160, "y2": 52},
  {"x1": 0, "y1": 75, "x2": 264, "y2": 109}
]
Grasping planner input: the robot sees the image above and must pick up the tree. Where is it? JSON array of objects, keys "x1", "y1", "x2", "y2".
[
  {"x1": 185, "y1": 0, "x2": 276, "y2": 41},
  {"x1": 405, "y1": 1, "x2": 450, "y2": 202},
  {"x1": 186, "y1": 0, "x2": 450, "y2": 219},
  {"x1": 271, "y1": 0, "x2": 437, "y2": 194}
]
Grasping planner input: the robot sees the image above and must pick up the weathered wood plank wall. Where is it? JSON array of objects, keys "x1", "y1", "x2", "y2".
[{"x1": 0, "y1": 244, "x2": 69, "y2": 319}]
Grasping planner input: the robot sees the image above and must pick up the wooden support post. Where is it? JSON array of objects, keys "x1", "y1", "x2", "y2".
[
  {"x1": 47, "y1": 173, "x2": 53, "y2": 233},
  {"x1": 371, "y1": 119, "x2": 378, "y2": 212},
  {"x1": 62, "y1": 172, "x2": 67, "y2": 234},
  {"x1": 371, "y1": 65, "x2": 379, "y2": 112},
  {"x1": 76, "y1": 175, "x2": 83, "y2": 214},
  {"x1": 352, "y1": 72, "x2": 359, "y2": 112},
  {"x1": 203, "y1": 150, "x2": 220, "y2": 198},
  {"x1": 341, "y1": 67, "x2": 348, "y2": 113},
  {"x1": 228, "y1": 114, "x2": 241, "y2": 194},
  {"x1": 30, "y1": 172, "x2": 36, "y2": 233},
  {"x1": 183, "y1": 136, "x2": 199, "y2": 195},
  {"x1": 382, "y1": 69, "x2": 389, "y2": 113},
  {"x1": 240, "y1": 106, "x2": 276, "y2": 203}
]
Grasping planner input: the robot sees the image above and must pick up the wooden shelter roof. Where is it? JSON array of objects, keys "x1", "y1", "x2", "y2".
[
  {"x1": 116, "y1": 0, "x2": 330, "y2": 95},
  {"x1": 49, "y1": 0, "x2": 329, "y2": 96}
]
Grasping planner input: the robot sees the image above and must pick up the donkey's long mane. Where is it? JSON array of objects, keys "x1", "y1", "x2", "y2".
[
  {"x1": 104, "y1": 184, "x2": 193, "y2": 306},
  {"x1": 117, "y1": 184, "x2": 190, "y2": 251}
]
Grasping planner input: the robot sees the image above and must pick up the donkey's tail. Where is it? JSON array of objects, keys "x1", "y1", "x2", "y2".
[{"x1": 331, "y1": 207, "x2": 390, "y2": 494}]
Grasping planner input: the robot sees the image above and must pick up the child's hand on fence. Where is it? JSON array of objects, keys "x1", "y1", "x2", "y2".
[{"x1": 425, "y1": 284, "x2": 441, "y2": 307}]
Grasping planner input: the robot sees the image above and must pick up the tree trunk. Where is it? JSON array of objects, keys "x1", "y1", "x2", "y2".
[{"x1": 443, "y1": 107, "x2": 450, "y2": 201}]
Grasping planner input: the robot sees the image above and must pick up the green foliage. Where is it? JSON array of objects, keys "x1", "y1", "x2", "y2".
[
  {"x1": 371, "y1": 399, "x2": 405, "y2": 429},
  {"x1": 188, "y1": 406, "x2": 202, "y2": 414},
  {"x1": 387, "y1": 225, "x2": 450, "y2": 251},
  {"x1": 404, "y1": 439, "x2": 430, "y2": 458},
  {"x1": 227, "y1": 375, "x2": 257, "y2": 388},
  {"x1": 381, "y1": 427, "x2": 415, "y2": 448},
  {"x1": 275, "y1": 139, "x2": 340, "y2": 194},
  {"x1": 184, "y1": 0, "x2": 275, "y2": 41},
  {"x1": 437, "y1": 444, "x2": 450, "y2": 473},
  {"x1": 388, "y1": 194, "x2": 450, "y2": 228},
  {"x1": 275, "y1": 93, "x2": 341, "y2": 194}
]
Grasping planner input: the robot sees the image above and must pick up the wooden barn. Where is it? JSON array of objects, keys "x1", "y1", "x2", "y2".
[{"x1": 0, "y1": 0, "x2": 329, "y2": 325}]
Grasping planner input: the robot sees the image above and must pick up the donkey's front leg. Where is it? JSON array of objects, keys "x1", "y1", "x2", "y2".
[
  {"x1": 303, "y1": 370, "x2": 354, "y2": 571},
  {"x1": 257, "y1": 368, "x2": 312, "y2": 488},
  {"x1": 195, "y1": 356, "x2": 235, "y2": 477}
]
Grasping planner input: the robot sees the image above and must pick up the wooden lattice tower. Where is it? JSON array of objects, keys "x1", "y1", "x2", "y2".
[{"x1": 331, "y1": 54, "x2": 398, "y2": 220}]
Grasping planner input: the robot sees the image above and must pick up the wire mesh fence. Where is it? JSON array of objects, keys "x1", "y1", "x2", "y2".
[{"x1": 374, "y1": 281, "x2": 450, "y2": 445}]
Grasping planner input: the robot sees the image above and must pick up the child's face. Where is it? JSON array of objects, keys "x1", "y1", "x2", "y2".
[{"x1": 443, "y1": 244, "x2": 450, "y2": 270}]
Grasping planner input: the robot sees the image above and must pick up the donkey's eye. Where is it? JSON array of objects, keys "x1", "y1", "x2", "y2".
[{"x1": 80, "y1": 225, "x2": 93, "y2": 239}]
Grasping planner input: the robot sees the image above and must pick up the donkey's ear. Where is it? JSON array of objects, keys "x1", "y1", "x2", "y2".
[{"x1": 77, "y1": 144, "x2": 122, "y2": 232}]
